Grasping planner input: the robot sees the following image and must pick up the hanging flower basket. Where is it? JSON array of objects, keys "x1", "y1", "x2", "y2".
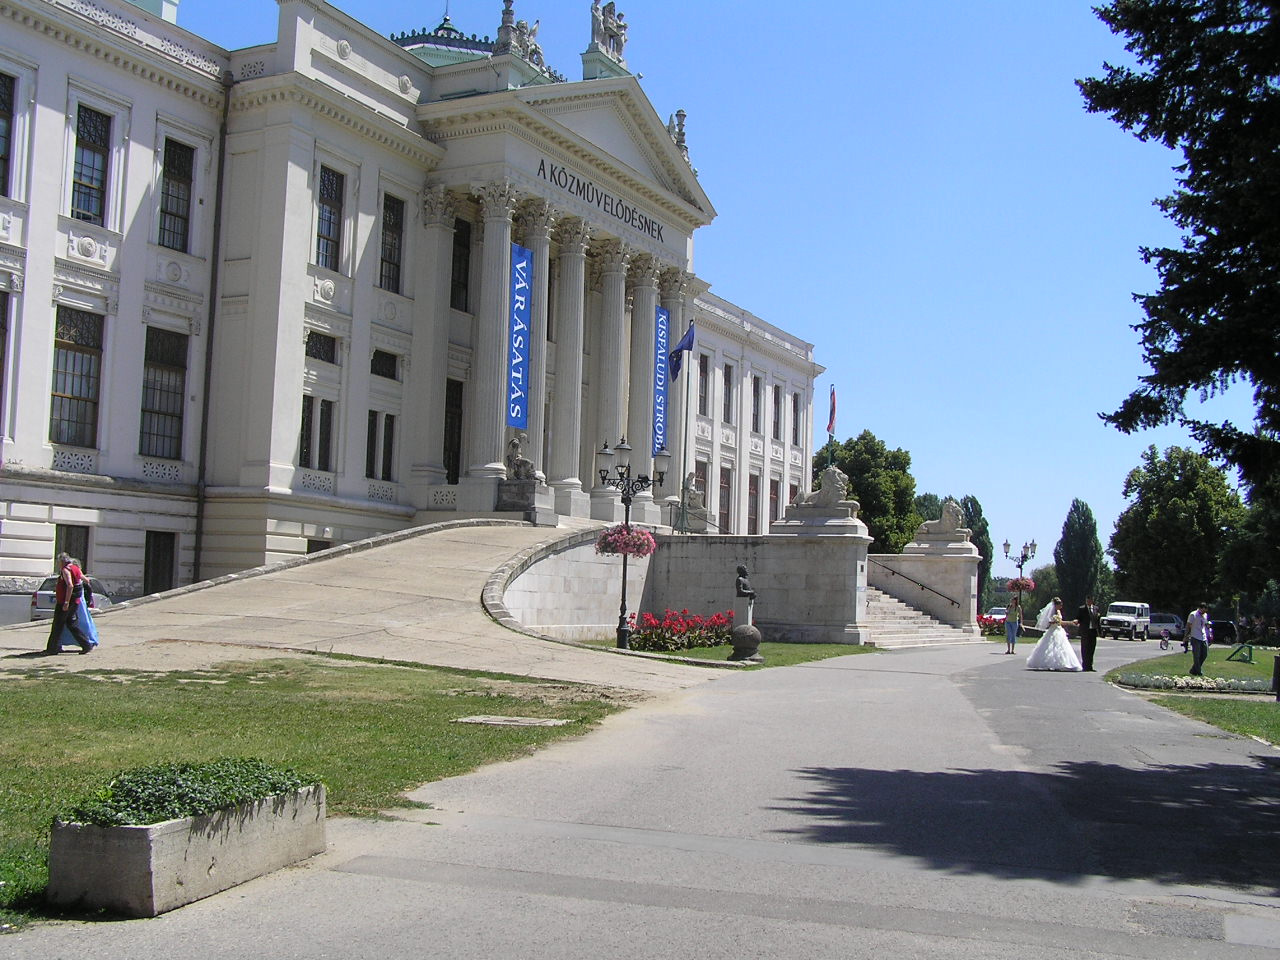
[
  {"x1": 595, "y1": 524, "x2": 657, "y2": 558},
  {"x1": 1007, "y1": 577, "x2": 1036, "y2": 593}
]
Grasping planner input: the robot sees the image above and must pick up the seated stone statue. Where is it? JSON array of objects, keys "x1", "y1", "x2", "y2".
[
  {"x1": 684, "y1": 472, "x2": 705, "y2": 510},
  {"x1": 505, "y1": 434, "x2": 536, "y2": 481},
  {"x1": 795, "y1": 464, "x2": 853, "y2": 507}
]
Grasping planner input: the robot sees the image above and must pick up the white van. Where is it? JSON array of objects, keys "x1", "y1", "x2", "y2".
[{"x1": 1101, "y1": 601, "x2": 1151, "y2": 640}]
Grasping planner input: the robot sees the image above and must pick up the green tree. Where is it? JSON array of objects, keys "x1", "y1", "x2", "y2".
[
  {"x1": 960, "y1": 495, "x2": 994, "y2": 611},
  {"x1": 1054, "y1": 499, "x2": 1105, "y2": 612},
  {"x1": 814, "y1": 431, "x2": 920, "y2": 552},
  {"x1": 1108, "y1": 445, "x2": 1247, "y2": 610},
  {"x1": 914, "y1": 493, "x2": 943, "y2": 522},
  {"x1": 1079, "y1": 1, "x2": 1280, "y2": 489},
  {"x1": 1220, "y1": 476, "x2": 1280, "y2": 600},
  {"x1": 1022, "y1": 563, "x2": 1060, "y2": 619}
]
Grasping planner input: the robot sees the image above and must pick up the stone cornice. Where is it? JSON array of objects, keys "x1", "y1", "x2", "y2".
[
  {"x1": 417, "y1": 98, "x2": 712, "y2": 232},
  {"x1": 231, "y1": 73, "x2": 446, "y2": 169},
  {"x1": 0, "y1": 0, "x2": 228, "y2": 109}
]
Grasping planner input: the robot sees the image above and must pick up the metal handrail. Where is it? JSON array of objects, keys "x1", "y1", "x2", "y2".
[{"x1": 867, "y1": 557, "x2": 961, "y2": 608}]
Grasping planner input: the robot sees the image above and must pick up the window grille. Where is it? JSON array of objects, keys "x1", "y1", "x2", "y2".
[
  {"x1": 71, "y1": 106, "x2": 110, "y2": 225},
  {"x1": 139, "y1": 326, "x2": 188, "y2": 459},
  {"x1": 49, "y1": 307, "x2": 104, "y2": 447},
  {"x1": 379, "y1": 195, "x2": 404, "y2": 293},
  {"x1": 158, "y1": 139, "x2": 194, "y2": 252},
  {"x1": 315, "y1": 166, "x2": 344, "y2": 270}
]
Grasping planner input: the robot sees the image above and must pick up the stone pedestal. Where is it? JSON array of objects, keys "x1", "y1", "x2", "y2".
[
  {"x1": 496, "y1": 479, "x2": 558, "y2": 526},
  {"x1": 733, "y1": 595, "x2": 755, "y2": 627}
]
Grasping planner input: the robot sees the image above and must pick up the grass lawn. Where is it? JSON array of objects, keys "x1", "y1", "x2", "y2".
[
  {"x1": 1105, "y1": 646, "x2": 1278, "y2": 683},
  {"x1": 0, "y1": 657, "x2": 619, "y2": 927},
  {"x1": 577, "y1": 637, "x2": 878, "y2": 667},
  {"x1": 1148, "y1": 696, "x2": 1280, "y2": 745}
]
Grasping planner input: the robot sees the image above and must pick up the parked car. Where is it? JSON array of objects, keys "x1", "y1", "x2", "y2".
[
  {"x1": 1101, "y1": 601, "x2": 1151, "y2": 640},
  {"x1": 29, "y1": 577, "x2": 114, "y2": 622},
  {"x1": 985, "y1": 607, "x2": 1008, "y2": 625},
  {"x1": 1208, "y1": 619, "x2": 1237, "y2": 645},
  {"x1": 1149, "y1": 612, "x2": 1184, "y2": 641}
]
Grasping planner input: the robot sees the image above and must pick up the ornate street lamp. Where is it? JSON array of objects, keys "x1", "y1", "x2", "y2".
[
  {"x1": 596, "y1": 439, "x2": 671, "y2": 649},
  {"x1": 1002, "y1": 538, "x2": 1037, "y2": 612}
]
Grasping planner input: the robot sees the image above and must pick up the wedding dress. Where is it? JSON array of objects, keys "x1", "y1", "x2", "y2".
[{"x1": 1026, "y1": 603, "x2": 1081, "y2": 671}]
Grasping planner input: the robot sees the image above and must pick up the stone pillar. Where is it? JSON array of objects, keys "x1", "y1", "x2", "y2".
[
  {"x1": 461, "y1": 181, "x2": 516, "y2": 510},
  {"x1": 408, "y1": 183, "x2": 456, "y2": 508},
  {"x1": 517, "y1": 199, "x2": 556, "y2": 483},
  {"x1": 547, "y1": 218, "x2": 590, "y2": 517},
  {"x1": 591, "y1": 239, "x2": 630, "y2": 522},
  {"x1": 659, "y1": 268, "x2": 688, "y2": 524},
  {"x1": 626, "y1": 255, "x2": 661, "y2": 524}
]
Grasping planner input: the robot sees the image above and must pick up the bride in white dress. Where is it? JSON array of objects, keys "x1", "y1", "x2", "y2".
[{"x1": 1026, "y1": 598, "x2": 1082, "y2": 671}]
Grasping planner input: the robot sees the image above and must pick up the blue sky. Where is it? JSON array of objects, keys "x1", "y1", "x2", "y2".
[{"x1": 173, "y1": 0, "x2": 1255, "y2": 581}]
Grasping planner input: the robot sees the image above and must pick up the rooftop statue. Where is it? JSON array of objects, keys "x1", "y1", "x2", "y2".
[{"x1": 591, "y1": 0, "x2": 628, "y2": 60}]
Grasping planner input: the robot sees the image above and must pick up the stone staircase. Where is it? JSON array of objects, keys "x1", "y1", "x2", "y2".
[{"x1": 861, "y1": 586, "x2": 980, "y2": 649}]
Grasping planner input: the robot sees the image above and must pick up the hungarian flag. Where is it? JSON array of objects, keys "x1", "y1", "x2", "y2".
[
  {"x1": 669, "y1": 322, "x2": 696, "y2": 379},
  {"x1": 827, "y1": 385, "x2": 837, "y2": 435}
]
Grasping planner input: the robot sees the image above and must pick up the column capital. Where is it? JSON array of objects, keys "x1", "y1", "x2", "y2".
[
  {"x1": 660, "y1": 266, "x2": 690, "y2": 300},
  {"x1": 516, "y1": 197, "x2": 558, "y2": 244},
  {"x1": 477, "y1": 180, "x2": 518, "y2": 222},
  {"x1": 596, "y1": 238, "x2": 632, "y2": 275},
  {"x1": 421, "y1": 181, "x2": 457, "y2": 228},
  {"x1": 628, "y1": 253, "x2": 660, "y2": 290},
  {"x1": 555, "y1": 217, "x2": 591, "y2": 254}
]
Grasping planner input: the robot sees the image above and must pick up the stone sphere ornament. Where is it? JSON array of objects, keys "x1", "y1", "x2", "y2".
[{"x1": 729, "y1": 623, "x2": 763, "y2": 663}]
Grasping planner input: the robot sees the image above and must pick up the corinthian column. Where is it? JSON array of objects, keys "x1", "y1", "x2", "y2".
[
  {"x1": 465, "y1": 181, "x2": 517, "y2": 487},
  {"x1": 591, "y1": 239, "x2": 631, "y2": 521},
  {"x1": 408, "y1": 183, "x2": 456, "y2": 509},
  {"x1": 626, "y1": 255, "x2": 661, "y2": 523},
  {"x1": 517, "y1": 199, "x2": 557, "y2": 483},
  {"x1": 547, "y1": 218, "x2": 590, "y2": 517}
]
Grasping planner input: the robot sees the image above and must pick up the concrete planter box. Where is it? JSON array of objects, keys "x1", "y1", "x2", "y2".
[{"x1": 47, "y1": 784, "x2": 326, "y2": 917}]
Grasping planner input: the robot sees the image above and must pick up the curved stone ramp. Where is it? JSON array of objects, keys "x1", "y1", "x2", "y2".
[{"x1": 0, "y1": 519, "x2": 714, "y2": 694}]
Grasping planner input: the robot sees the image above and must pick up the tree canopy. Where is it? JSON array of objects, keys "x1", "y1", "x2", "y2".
[
  {"x1": 1108, "y1": 445, "x2": 1246, "y2": 610},
  {"x1": 814, "y1": 431, "x2": 920, "y2": 552},
  {"x1": 1078, "y1": 0, "x2": 1280, "y2": 489},
  {"x1": 1054, "y1": 499, "x2": 1105, "y2": 611}
]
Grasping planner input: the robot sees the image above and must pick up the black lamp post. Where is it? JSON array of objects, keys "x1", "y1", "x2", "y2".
[
  {"x1": 1002, "y1": 538, "x2": 1037, "y2": 613},
  {"x1": 596, "y1": 438, "x2": 671, "y2": 649}
]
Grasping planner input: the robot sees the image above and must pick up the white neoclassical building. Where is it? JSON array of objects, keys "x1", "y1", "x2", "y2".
[{"x1": 0, "y1": 0, "x2": 823, "y2": 598}]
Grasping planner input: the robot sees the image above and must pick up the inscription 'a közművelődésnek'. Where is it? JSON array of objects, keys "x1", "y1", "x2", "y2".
[{"x1": 537, "y1": 159, "x2": 664, "y2": 243}]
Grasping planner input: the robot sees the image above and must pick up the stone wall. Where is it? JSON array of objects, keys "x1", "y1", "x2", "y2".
[{"x1": 641, "y1": 534, "x2": 869, "y2": 644}]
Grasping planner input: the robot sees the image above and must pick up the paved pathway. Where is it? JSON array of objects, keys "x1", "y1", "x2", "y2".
[
  {"x1": 0, "y1": 521, "x2": 711, "y2": 693},
  {"x1": 6, "y1": 635, "x2": 1279, "y2": 959}
]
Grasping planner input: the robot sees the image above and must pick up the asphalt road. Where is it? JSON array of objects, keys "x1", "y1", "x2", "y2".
[{"x1": 6, "y1": 639, "x2": 1279, "y2": 959}]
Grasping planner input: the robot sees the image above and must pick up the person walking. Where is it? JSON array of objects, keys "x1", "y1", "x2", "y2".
[
  {"x1": 1186, "y1": 602, "x2": 1211, "y2": 676},
  {"x1": 44, "y1": 553, "x2": 95, "y2": 655},
  {"x1": 1004, "y1": 597, "x2": 1022, "y2": 654},
  {"x1": 1076, "y1": 595, "x2": 1100, "y2": 672}
]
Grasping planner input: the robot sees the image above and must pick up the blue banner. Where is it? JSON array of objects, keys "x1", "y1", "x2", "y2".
[
  {"x1": 652, "y1": 306, "x2": 670, "y2": 456},
  {"x1": 506, "y1": 243, "x2": 533, "y2": 429}
]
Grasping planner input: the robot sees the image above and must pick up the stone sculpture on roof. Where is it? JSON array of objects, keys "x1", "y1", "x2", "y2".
[{"x1": 591, "y1": 1, "x2": 629, "y2": 61}]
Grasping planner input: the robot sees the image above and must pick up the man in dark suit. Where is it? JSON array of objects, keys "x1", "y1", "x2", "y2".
[{"x1": 1077, "y1": 596, "x2": 1100, "y2": 671}]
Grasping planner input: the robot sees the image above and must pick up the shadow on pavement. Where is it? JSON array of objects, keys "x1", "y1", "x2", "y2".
[{"x1": 770, "y1": 759, "x2": 1280, "y2": 893}]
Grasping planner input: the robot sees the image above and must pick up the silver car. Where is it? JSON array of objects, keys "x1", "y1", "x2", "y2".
[{"x1": 29, "y1": 576, "x2": 114, "y2": 621}]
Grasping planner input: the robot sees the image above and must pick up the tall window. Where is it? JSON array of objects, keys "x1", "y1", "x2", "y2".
[
  {"x1": 772, "y1": 385, "x2": 782, "y2": 440},
  {"x1": 143, "y1": 530, "x2": 176, "y2": 595},
  {"x1": 158, "y1": 139, "x2": 194, "y2": 252},
  {"x1": 379, "y1": 194, "x2": 404, "y2": 293},
  {"x1": 299, "y1": 395, "x2": 335, "y2": 471},
  {"x1": 49, "y1": 307, "x2": 104, "y2": 448},
  {"x1": 769, "y1": 478, "x2": 781, "y2": 523},
  {"x1": 751, "y1": 376, "x2": 762, "y2": 433},
  {"x1": 365, "y1": 410, "x2": 396, "y2": 481},
  {"x1": 789, "y1": 482, "x2": 799, "y2": 506},
  {"x1": 718, "y1": 466, "x2": 732, "y2": 533},
  {"x1": 791, "y1": 392, "x2": 801, "y2": 445},
  {"x1": 55, "y1": 524, "x2": 90, "y2": 571},
  {"x1": 694, "y1": 459, "x2": 708, "y2": 505},
  {"x1": 0, "y1": 72, "x2": 14, "y2": 198},
  {"x1": 697, "y1": 354, "x2": 709, "y2": 416},
  {"x1": 71, "y1": 105, "x2": 111, "y2": 225},
  {"x1": 721, "y1": 363, "x2": 734, "y2": 424},
  {"x1": 450, "y1": 217, "x2": 472, "y2": 311},
  {"x1": 315, "y1": 166, "x2": 344, "y2": 271},
  {"x1": 748, "y1": 473, "x2": 760, "y2": 535},
  {"x1": 0, "y1": 292, "x2": 8, "y2": 419},
  {"x1": 139, "y1": 326, "x2": 188, "y2": 459}
]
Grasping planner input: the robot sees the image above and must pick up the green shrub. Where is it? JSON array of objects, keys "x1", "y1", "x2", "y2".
[{"x1": 64, "y1": 758, "x2": 313, "y2": 827}]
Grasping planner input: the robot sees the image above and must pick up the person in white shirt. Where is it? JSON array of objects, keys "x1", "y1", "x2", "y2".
[{"x1": 1185, "y1": 602, "x2": 1211, "y2": 676}]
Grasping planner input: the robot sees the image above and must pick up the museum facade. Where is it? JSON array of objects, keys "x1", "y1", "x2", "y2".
[{"x1": 0, "y1": 0, "x2": 822, "y2": 598}]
